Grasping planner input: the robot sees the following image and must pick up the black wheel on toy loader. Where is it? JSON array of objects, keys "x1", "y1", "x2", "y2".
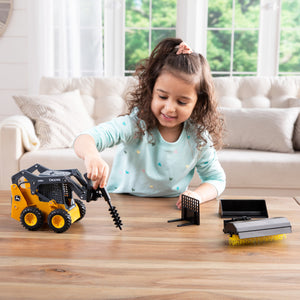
[
  {"x1": 48, "y1": 209, "x2": 72, "y2": 233},
  {"x1": 20, "y1": 207, "x2": 44, "y2": 231},
  {"x1": 75, "y1": 199, "x2": 86, "y2": 222}
]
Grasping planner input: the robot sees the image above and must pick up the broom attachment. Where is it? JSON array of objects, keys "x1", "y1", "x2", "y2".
[{"x1": 223, "y1": 217, "x2": 292, "y2": 246}]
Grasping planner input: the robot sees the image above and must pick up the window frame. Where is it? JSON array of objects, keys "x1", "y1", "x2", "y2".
[
  {"x1": 107, "y1": 0, "x2": 299, "y2": 77},
  {"x1": 104, "y1": 0, "x2": 125, "y2": 76}
]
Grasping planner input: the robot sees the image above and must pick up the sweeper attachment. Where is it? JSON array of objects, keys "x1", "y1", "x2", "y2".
[
  {"x1": 10, "y1": 164, "x2": 122, "y2": 233},
  {"x1": 223, "y1": 217, "x2": 292, "y2": 246}
]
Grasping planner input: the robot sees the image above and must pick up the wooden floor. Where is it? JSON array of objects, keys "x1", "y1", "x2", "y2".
[{"x1": 1, "y1": 190, "x2": 300, "y2": 299}]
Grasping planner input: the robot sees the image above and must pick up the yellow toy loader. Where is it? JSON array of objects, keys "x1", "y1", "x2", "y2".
[{"x1": 10, "y1": 164, "x2": 122, "y2": 233}]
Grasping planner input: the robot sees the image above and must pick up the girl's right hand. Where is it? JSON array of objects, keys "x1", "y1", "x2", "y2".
[
  {"x1": 84, "y1": 154, "x2": 109, "y2": 190},
  {"x1": 176, "y1": 190, "x2": 202, "y2": 209}
]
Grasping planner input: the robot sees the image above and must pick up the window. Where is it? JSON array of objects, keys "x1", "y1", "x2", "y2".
[
  {"x1": 124, "y1": 0, "x2": 176, "y2": 75},
  {"x1": 33, "y1": 0, "x2": 300, "y2": 80},
  {"x1": 207, "y1": 0, "x2": 260, "y2": 76},
  {"x1": 125, "y1": 0, "x2": 300, "y2": 76}
]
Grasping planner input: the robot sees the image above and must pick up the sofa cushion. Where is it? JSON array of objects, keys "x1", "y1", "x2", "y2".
[
  {"x1": 39, "y1": 76, "x2": 138, "y2": 125},
  {"x1": 39, "y1": 77, "x2": 96, "y2": 117},
  {"x1": 93, "y1": 77, "x2": 137, "y2": 124},
  {"x1": 220, "y1": 107, "x2": 299, "y2": 153},
  {"x1": 19, "y1": 147, "x2": 300, "y2": 192},
  {"x1": 214, "y1": 76, "x2": 300, "y2": 108},
  {"x1": 13, "y1": 90, "x2": 95, "y2": 149},
  {"x1": 217, "y1": 148, "x2": 300, "y2": 189}
]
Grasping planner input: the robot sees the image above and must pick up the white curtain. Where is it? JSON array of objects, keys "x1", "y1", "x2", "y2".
[{"x1": 28, "y1": 0, "x2": 103, "y2": 92}]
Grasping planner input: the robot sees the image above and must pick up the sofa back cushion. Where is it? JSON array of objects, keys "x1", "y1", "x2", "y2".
[
  {"x1": 39, "y1": 76, "x2": 300, "y2": 151},
  {"x1": 214, "y1": 77, "x2": 300, "y2": 151},
  {"x1": 40, "y1": 76, "x2": 138, "y2": 125},
  {"x1": 214, "y1": 76, "x2": 300, "y2": 108}
]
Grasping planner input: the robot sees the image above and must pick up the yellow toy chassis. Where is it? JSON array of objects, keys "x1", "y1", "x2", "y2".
[{"x1": 11, "y1": 164, "x2": 122, "y2": 233}]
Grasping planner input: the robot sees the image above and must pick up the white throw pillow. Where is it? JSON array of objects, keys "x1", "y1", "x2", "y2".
[
  {"x1": 220, "y1": 107, "x2": 299, "y2": 153},
  {"x1": 288, "y1": 98, "x2": 300, "y2": 150},
  {"x1": 14, "y1": 90, "x2": 95, "y2": 149}
]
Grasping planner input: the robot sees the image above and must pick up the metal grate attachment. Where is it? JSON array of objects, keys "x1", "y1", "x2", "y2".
[{"x1": 168, "y1": 194, "x2": 200, "y2": 227}]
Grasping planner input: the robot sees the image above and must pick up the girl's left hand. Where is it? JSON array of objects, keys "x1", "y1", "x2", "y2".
[{"x1": 176, "y1": 190, "x2": 202, "y2": 209}]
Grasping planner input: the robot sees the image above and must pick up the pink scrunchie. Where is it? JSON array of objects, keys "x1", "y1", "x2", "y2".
[{"x1": 176, "y1": 42, "x2": 193, "y2": 55}]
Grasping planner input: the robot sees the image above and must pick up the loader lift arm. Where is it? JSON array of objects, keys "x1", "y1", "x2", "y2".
[{"x1": 12, "y1": 164, "x2": 103, "y2": 202}]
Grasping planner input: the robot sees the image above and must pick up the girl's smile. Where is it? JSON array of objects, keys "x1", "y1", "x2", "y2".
[
  {"x1": 161, "y1": 112, "x2": 176, "y2": 121},
  {"x1": 151, "y1": 71, "x2": 198, "y2": 142}
]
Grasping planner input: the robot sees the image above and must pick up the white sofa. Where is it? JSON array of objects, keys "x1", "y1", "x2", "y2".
[{"x1": 1, "y1": 76, "x2": 300, "y2": 197}]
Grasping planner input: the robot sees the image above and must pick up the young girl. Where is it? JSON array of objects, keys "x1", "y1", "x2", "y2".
[{"x1": 74, "y1": 38, "x2": 226, "y2": 209}]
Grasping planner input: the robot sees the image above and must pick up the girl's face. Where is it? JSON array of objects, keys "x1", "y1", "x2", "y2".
[{"x1": 151, "y1": 71, "x2": 198, "y2": 134}]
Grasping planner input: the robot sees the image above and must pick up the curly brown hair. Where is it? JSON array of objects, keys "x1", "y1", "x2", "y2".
[{"x1": 127, "y1": 38, "x2": 223, "y2": 150}]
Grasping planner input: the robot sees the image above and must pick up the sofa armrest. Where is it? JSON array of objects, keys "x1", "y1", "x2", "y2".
[{"x1": 0, "y1": 123, "x2": 25, "y2": 190}]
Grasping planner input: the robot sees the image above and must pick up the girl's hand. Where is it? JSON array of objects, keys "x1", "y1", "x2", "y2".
[
  {"x1": 84, "y1": 154, "x2": 109, "y2": 189},
  {"x1": 176, "y1": 190, "x2": 202, "y2": 209}
]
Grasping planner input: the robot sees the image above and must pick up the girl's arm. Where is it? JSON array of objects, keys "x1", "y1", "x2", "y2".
[
  {"x1": 74, "y1": 114, "x2": 136, "y2": 189},
  {"x1": 73, "y1": 134, "x2": 109, "y2": 189},
  {"x1": 176, "y1": 183, "x2": 218, "y2": 209},
  {"x1": 177, "y1": 141, "x2": 226, "y2": 209}
]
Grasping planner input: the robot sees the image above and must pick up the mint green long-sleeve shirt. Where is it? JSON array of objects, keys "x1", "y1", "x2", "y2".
[{"x1": 82, "y1": 113, "x2": 226, "y2": 197}]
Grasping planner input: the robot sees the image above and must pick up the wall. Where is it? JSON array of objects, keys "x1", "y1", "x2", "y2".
[{"x1": 0, "y1": 0, "x2": 28, "y2": 122}]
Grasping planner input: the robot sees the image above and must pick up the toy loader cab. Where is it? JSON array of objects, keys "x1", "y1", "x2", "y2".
[{"x1": 11, "y1": 164, "x2": 122, "y2": 233}]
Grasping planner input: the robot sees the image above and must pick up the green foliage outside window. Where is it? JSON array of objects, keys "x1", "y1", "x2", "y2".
[
  {"x1": 279, "y1": 0, "x2": 300, "y2": 73},
  {"x1": 125, "y1": 0, "x2": 176, "y2": 74},
  {"x1": 207, "y1": 0, "x2": 259, "y2": 75}
]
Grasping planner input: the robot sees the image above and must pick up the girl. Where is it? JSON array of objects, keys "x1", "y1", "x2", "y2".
[{"x1": 74, "y1": 38, "x2": 226, "y2": 209}]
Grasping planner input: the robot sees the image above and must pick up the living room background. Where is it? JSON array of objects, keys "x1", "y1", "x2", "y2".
[{"x1": 0, "y1": 0, "x2": 299, "y2": 122}]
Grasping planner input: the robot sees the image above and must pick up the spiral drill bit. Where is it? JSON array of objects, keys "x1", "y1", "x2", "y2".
[
  {"x1": 100, "y1": 187, "x2": 123, "y2": 230},
  {"x1": 84, "y1": 174, "x2": 123, "y2": 230}
]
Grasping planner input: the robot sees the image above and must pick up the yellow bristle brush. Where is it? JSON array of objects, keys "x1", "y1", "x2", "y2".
[{"x1": 223, "y1": 217, "x2": 292, "y2": 246}]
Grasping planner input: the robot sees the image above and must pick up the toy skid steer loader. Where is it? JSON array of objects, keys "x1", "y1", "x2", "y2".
[{"x1": 10, "y1": 164, "x2": 122, "y2": 233}]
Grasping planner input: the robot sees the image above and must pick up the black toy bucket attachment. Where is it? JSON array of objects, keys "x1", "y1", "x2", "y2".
[
  {"x1": 219, "y1": 199, "x2": 268, "y2": 218},
  {"x1": 223, "y1": 217, "x2": 292, "y2": 246}
]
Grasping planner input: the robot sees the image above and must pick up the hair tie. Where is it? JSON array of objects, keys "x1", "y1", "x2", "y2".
[{"x1": 176, "y1": 42, "x2": 193, "y2": 55}]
